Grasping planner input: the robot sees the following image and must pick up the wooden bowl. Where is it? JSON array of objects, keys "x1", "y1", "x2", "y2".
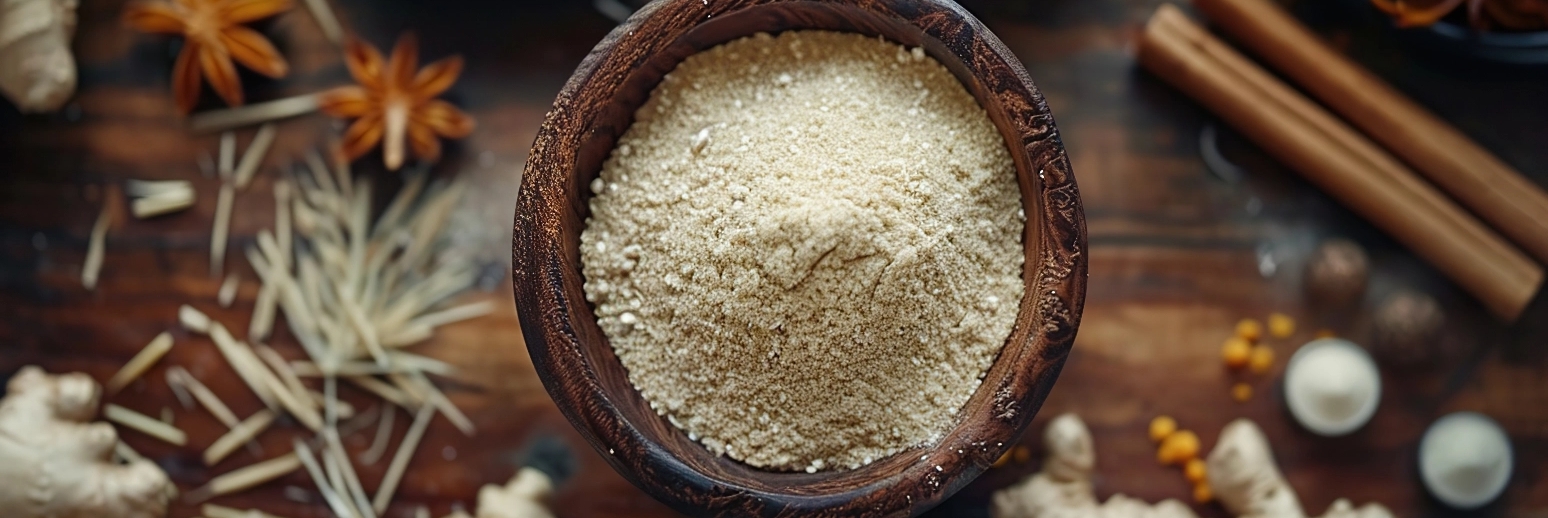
[{"x1": 513, "y1": 0, "x2": 1087, "y2": 515}]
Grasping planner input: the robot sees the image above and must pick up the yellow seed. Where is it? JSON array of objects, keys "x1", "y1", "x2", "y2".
[
  {"x1": 1249, "y1": 345, "x2": 1275, "y2": 374},
  {"x1": 1184, "y1": 458, "x2": 1207, "y2": 483},
  {"x1": 1236, "y1": 318, "x2": 1263, "y2": 342},
  {"x1": 1268, "y1": 312, "x2": 1295, "y2": 338},
  {"x1": 1222, "y1": 337, "x2": 1252, "y2": 369},
  {"x1": 1149, "y1": 415, "x2": 1178, "y2": 442},
  {"x1": 1193, "y1": 481, "x2": 1213, "y2": 503},
  {"x1": 1314, "y1": 328, "x2": 1337, "y2": 339},
  {"x1": 1231, "y1": 382, "x2": 1253, "y2": 402},
  {"x1": 992, "y1": 449, "x2": 1012, "y2": 468},
  {"x1": 1012, "y1": 445, "x2": 1030, "y2": 464},
  {"x1": 1158, "y1": 430, "x2": 1200, "y2": 466}
]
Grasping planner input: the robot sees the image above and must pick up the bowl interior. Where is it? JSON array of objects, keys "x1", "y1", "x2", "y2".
[{"x1": 516, "y1": 0, "x2": 1085, "y2": 514}]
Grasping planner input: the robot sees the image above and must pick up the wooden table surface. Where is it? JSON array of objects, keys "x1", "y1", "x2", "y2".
[{"x1": 2, "y1": 0, "x2": 1545, "y2": 516}]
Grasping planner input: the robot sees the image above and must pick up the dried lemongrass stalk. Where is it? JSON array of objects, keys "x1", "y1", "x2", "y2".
[
  {"x1": 234, "y1": 123, "x2": 277, "y2": 190},
  {"x1": 126, "y1": 179, "x2": 191, "y2": 197},
  {"x1": 305, "y1": 149, "x2": 339, "y2": 194},
  {"x1": 131, "y1": 187, "x2": 196, "y2": 219},
  {"x1": 371, "y1": 171, "x2": 426, "y2": 240},
  {"x1": 301, "y1": 0, "x2": 345, "y2": 45},
  {"x1": 165, "y1": 370, "x2": 195, "y2": 409},
  {"x1": 359, "y1": 405, "x2": 395, "y2": 465},
  {"x1": 219, "y1": 273, "x2": 240, "y2": 308},
  {"x1": 204, "y1": 409, "x2": 276, "y2": 466},
  {"x1": 407, "y1": 371, "x2": 474, "y2": 436},
  {"x1": 209, "y1": 323, "x2": 279, "y2": 409},
  {"x1": 250, "y1": 230, "x2": 292, "y2": 343},
  {"x1": 219, "y1": 131, "x2": 236, "y2": 179},
  {"x1": 259, "y1": 365, "x2": 325, "y2": 432},
  {"x1": 115, "y1": 440, "x2": 146, "y2": 464},
  {"x1": 324, "y1": 428, "x2": 374, "y2": 518},
  {"x1": 372, "y1": 403, "x2": 435, "y2": 513},
  {"x1": 249, "y1": 284, "x2": 278, "y2": 343},
  {"x1": 255, "y1": 345, "x2": 315, "y2": 410},
  {"x1": 275, "y1": 180, "x2": 292, "y2": 265},
  {"x1": 211, "y1": 183, "x2": 234, "y2": 277},
  {"x1": 307, "y1": 390, "x2": 355, "y2": 418},
  {"x1": 346, "y1": 375, "x2": 415, "y2": 409},
  {"x1": 202, "y1": 504, "x2": 290, "y2": 518},
  {"x1": 292, "y1": 439, "x2": 359, "y2": 518},
  {"x1": 289, "y1": 358, "x2": 451, "y2": 378},
  {"x1": 381, "y1": 324, "x2": 433, "y2": 348},
  {"x1": 190, "y1": 94, "x2": 321, "y2": 134},
  {"x1": 320, "y1": 450, "x2": 349, "y2": 514},
  {"x1": 180, "y1": 304, "x2": 212, "y2": 333},
  {"x1": 168, "y1": 366, "x2": 241, "y2": 428},
  {"x1": 187, "y1": 453, "x2": 302, "y2": 503},
  {"x1": 329, "y1": 141, "x2": 352, "y2": 196},
  {"x1": 104, "y1": 404, "x2": 187, "y2": 445},
  {"x1": 106, "y1": 332, "x2": 174, "y2": 393},
  {"x1": 405, "y1": 300, "x2": 495, "y2": 331},
  {"x1": 82, "y1": 197, "x2": 111, "y2": 290}
]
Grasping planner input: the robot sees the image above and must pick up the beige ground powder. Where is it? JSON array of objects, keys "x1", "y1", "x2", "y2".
[{"x1": 580, "y1": 31, "x2": 1025, "y2": 472}]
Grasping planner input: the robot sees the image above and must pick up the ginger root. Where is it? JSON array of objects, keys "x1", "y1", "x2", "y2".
[
  {"x1": 441, "y1": 467, "x2": 555, "y2": 518},
  {"x1": 1206, "y1": 419, "x2": 1392, "y2": 518},
  {"x1": 992, "y1": 413, "x2": 1200, "y2": 518},
  {"x1": 0, "y1": 366, "x2": 175, "y2": 517},
  {"x1": 0, "y1": 0, "x2": 77, "y2": 111}
]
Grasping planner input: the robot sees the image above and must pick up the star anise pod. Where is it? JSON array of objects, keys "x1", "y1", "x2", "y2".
[
  {"x1": 318, "y1": 34, "x2": 475, "y2": 171},
  {"x1": 124, "y1": 0, "x2": 293, "y2": 113}
]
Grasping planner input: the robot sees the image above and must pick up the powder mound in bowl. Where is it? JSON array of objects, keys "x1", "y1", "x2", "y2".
[{"x1": 581, "y1": 30, "x2": 1025, "y2": 472}]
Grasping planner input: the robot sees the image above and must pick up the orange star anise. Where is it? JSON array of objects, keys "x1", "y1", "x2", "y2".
[
  {"x1": 123, "y1": 0, "x2": 292, "y2": 113},
  {"x1": 318, "y1": 34, "x2": 475, "y2": 171}
]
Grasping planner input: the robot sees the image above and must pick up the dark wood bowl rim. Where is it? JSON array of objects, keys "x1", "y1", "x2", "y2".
[{"x1": 513, "y1": 0, "x2": 1088, "y2": 515}]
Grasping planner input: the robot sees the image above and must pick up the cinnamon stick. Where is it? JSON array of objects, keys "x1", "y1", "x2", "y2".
[
  {"x1": 1138, "y1": 5, "x2": 1542, "y2": 320},
  {"x1": 1193, "y1": 0, "x2": 1548, "y2": 266}
]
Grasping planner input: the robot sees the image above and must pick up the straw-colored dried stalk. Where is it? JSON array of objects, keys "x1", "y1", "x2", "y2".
[
  {"x1": 104, "y1": 404, "x2": 187, "y2": 445},
  {"x1": 188, "y1": 453, "x2": 302, "y2": 503},
  {"x1": 189, "y1": 94, "x2": 320, "y2": 134},
  {"x1": 205, "y1": 410, "x2": 276, "y2": 466},
  {"x1": 106, "y1": 332, "x2": 174, "y2": 393},
  {"x1": 81, "y1": 197, "x2": 111, "y2": 290},
  {"x1": 234, "y1": 123, "x2": 277, "y2": 190}
]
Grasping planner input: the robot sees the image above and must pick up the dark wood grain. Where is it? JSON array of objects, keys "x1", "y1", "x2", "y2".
[{"x1": 514, "y1": 1, "x2": 1085, "y2": 515}]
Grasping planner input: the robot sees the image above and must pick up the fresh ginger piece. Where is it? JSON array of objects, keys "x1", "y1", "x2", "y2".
[
  {"x1": 1158, "y1": 430, "x2": 1200, "y2": 466},
  {"x1": 1184, "y1": 458, "x2": 1207, "y2": 483},
  {"x1": 1232, "y1": 383, "x2": 1253, "y2": 402},
  {"x1": 0, "y1": 366, "x2": 175, "y2": 517},
  {"x1": 1222, "y1": 338, "x2": 1252, "y2": 369},
  {"x1": 992, "y1": 413, "x2": 1198, "y2": 518},
  {"x1": 1249, "y1": 345, "x2": 1275, "y2": 374},
  {"x1": 1208, "y1": 419, "x2": 1394, "y2": 518},
  {"x1": 1268, "y1": 313, "x2": 1295, "y2": 338},
  {"x1": 0, "y1": 0, "x2": 77, "y2": 112},
  {"x1": 1236, "y1": 319, "x2": 1263, "y2": 342},
  {"x1": 468, "y1": 467, "x2": 557, "y2": 518},
  {"x1": 1150, "y1": 415, "x2": 1178, "y2": 442}
]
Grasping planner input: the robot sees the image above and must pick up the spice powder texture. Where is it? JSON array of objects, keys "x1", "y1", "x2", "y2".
[{"x1": 580, "y1": 31, "x2": 1025, "y2": 472}]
